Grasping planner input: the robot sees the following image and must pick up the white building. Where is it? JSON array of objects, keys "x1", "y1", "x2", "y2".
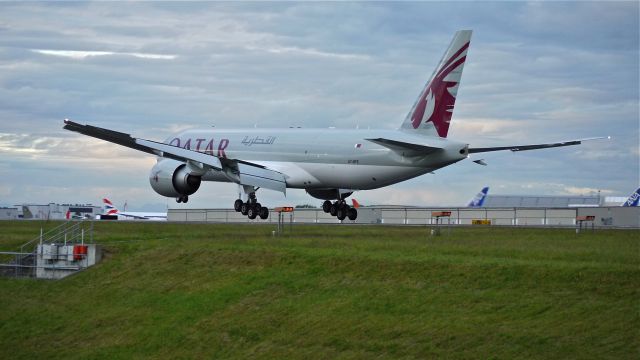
[
  {"x1": 0, "y1": 207, "x2": 18, "y2": 220},
  {"x1": 17, "y1": 203, "x2": 102, "y2": 220}
]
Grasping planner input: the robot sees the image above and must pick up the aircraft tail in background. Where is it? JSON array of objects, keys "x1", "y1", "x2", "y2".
[
  {"x1": 467, "y1": 186, "x2": 489, "y2": 207},
  {"x1": 622, "y1": 187, "x2": 640, "y2": 207},
  {"x1": 103, "y1": 198, "x2": 119, "y2": 215},
  {"x1": 22, "y1": 206, "x2": 33, "y2": 219}
]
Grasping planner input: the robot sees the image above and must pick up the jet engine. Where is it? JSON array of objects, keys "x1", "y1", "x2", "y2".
[{"x1": 149, "y1": 159, "x2": 202, "y2": 198}]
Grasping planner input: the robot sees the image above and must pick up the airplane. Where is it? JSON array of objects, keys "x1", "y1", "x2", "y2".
[
  {"x1": 101, "y1": 198, "x2": 167, "y2": 220},
  {"x1": 467, "y1": 187, "x2": 489, "y2": 207},
  {"x1": 63, "y1": 30, "x2": 605, "y2": 222},
  {"x1": 622, "y1": 187, "x2": 640, "y2": 207}
]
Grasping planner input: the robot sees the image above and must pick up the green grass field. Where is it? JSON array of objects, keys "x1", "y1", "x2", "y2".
[{"x1": 0, "y1": 221, "x2": 637, "y2": 359}]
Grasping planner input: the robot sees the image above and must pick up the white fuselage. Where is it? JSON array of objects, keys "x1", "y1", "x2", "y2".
[{"x1": 165, "y1": 128, "x2": 469, "y2": 191}]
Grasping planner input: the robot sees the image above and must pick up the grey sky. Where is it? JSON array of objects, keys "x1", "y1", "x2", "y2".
[{"x1": 0, "y1": 1, "x2": 638, "y2": 210}]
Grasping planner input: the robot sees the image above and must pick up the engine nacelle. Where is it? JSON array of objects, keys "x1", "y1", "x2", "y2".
[
  {"x1": 306, "y1": 189, "x2": 353, "y2": 200},
  {"x1": 149, "y1": 159, "x2": 202, "y2": 198}
]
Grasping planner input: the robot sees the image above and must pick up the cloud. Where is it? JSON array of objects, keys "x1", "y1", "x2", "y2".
[
  {"x1": 32, "y1": 49, "x2": 177, "y2": 60},
  {"x1": 0, "y1": 2, "x2": 637, "y2": 210},
  {"x1": 244, "y1": 44, "x2": 370, "y2": 61}
]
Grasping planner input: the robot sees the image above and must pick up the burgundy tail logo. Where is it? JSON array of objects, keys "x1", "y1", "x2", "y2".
[{"x1": 411, "y1": 42, "x2": 469, "y2": 137}]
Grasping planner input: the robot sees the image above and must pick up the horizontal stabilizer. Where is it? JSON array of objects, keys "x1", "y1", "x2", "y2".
[
  {"x1": 468, "y1": 137, "x2": 608, "y2": 154},
  {"x1": 366, "y1": 138, "x2": 443, "y2": 156}
]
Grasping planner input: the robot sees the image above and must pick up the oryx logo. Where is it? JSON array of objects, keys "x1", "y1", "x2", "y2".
[{"x1": 411, "y1": 41, "x2": 469, "y2": 138}]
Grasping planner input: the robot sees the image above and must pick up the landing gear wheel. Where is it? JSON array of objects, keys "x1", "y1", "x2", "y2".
[
  {"x1": 259, "y1": 206, "x2": 269, "y2": 219},
  {"x1": 336, "y1": 206, "x2": 347, "y2": 221},
  {"x1": 234, "y1": 199, "x2": 243, "y2": 212},
  {"x1": 347, "y1": 207, "x2": 358, "y2": 221},
  {"x1": 330, "y1": 203, "x2": 338, "y2": 216},
  {"x1": 176, "y1": 196, "x2": 188, "y2": 203},
  {"x1": 322, "y1": 200, "x2": 332, "y2": 213},
  {"x1": 247, "y1": 206, "x2": 258, "y2": 219},
  {"x1": 240, "y1": 203, "x2": 249, "y2": 215}
]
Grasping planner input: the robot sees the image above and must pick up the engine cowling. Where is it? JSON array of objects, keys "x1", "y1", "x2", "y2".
[{"x1": 149, "y1": 159, "x2": 202, "y2": 198}]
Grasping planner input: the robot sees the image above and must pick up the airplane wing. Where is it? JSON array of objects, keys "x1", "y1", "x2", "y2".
[
  {"x1": 63, "y1": 119, "x2": 286, "y2": 193},
  {"x1": 118, "y1": 213, "x2": 151, "y2": 220},
  {"x1": 468, "y1": 137, "x2": 608, "y2": 154}
]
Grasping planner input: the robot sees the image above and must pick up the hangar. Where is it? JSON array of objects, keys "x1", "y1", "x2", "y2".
[
  {"x1": 481, "y1": 194, "x2": 629, "y2": 208},
  {"x1": 482, "y1": 195, "x2": 600, "y2": 208},
  {"x1": 0, "y1": 207, "x2": 18, "y2": 220}
]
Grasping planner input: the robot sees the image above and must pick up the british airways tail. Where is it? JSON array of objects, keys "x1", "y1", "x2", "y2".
[
  {"x1": 467, "y1": 186, "x2": 489, "y2": 207},
  {"x1": 622, "y1": 187, "x2": 640, "y2": 207},
  {"x1": 103, "y1": 198, "x2": 119, "y2": 215},
  {"x1": 400, "y1": 30, "x2": 472, "y2": 138}
]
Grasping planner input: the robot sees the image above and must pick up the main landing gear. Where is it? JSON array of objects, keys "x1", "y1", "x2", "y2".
[
  {"x1": 234, "y1": 192, "x2": 269, "y2": 220},
  {"x1": 176, "y1": 195, "x2": 189, "y2": 203},
  {"x1": 322, "y1": 200, "x2": 357, "y2": 221}
]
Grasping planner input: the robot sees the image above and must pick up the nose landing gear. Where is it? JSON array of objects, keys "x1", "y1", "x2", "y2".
[{"x1": 176, "y1": 195, "x2": 189, "y2": 203}]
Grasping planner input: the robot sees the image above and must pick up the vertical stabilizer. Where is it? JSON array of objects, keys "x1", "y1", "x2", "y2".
[
  {"x1": 400, "y1": 30, "x2": 472, "y2": 138},
  {"x1": 467, "y1": 186, "x2": 489, "y2": 207},
  {"x1": 22, "y1": 205, "x2": 33, "y2": 219},
  {"x1": 103, "y1": 198, "x2": 119, "y2": 215},
  {"x1": 622, "y1": 187, "x2": 640, "y2": 207}
]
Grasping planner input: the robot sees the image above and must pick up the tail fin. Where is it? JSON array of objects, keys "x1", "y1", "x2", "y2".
[
  {"x1": 400, "y1": 30, "x2": 472, "y2": 138},
  {"x1": 467, "y1": 186, "x2": 489, "y2": 207},
  {"x1": 622, "y1": 187, "x2": 640, "y2": 207},
  {"x1": 351, "y1": 199, "x2": 360, "y2": 208},
  {"x1": 103, "y1": 198, "x2": 119, "y2": 215},
  {"x1": 22, "y1": 206, "x2": 33, "y2": 219}
]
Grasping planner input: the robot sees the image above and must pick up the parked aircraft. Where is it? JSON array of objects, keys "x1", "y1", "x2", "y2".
[
  {"x1": 64, "y1": 30, "x2": 604, "y2": 221},
  {"x1": 622, "y1": 187, "x2": 640, "y2": 207},
  {"x1": 102, "y1": 198, "x2": 167, "y2": 220},
  {"x1": 351, "y1": 199, "x2": 361, "y2": 209},
  {"x1": 467, "y1": 187, "x2": 489, "y2": 207}
]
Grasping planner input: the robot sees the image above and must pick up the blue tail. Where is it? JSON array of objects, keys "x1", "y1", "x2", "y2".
[
  {"x1": 467, "y1": 186, "x2": 489, "y2": 207},
  {"x1": 622, "y1": 187, "x2": 640, "y2": 207}
]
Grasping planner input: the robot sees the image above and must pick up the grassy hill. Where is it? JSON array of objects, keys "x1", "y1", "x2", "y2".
[{"x1": 0, "y1": 221, "x2": 637, "y2": 359}]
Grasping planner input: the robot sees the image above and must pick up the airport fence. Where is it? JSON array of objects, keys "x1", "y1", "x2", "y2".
[{"x1": 167, "y1": 206, "x2": 640, "y2": 228}]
